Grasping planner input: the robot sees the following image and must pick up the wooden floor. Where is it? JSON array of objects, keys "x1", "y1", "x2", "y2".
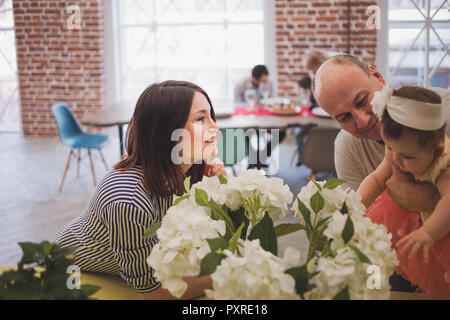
[{"x1": 0, "y1": 131, "x2": 314, "y2": 266}]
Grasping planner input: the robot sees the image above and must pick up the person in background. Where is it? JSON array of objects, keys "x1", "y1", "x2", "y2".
[
  {"x1": 305, "y1": 50, "x2": 328, "y2": 75},
  {"x1": 234, "y1": 64, "x2": 273, "y2": 105},
  {"x1": 297, "y1": 72, "x2": 318, "y2": 109}
]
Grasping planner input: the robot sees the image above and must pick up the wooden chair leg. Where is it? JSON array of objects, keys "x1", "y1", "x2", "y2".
[
  {"x1": 87, "y1": 149, "x2": 97, "y2": 187},
  {"x1": 59, "y1": 149, "x2": 73, "y2": 192},
  {"x1": 232, "y1": 166, "x2": 237, "y2": 177},
  {"x1": 98, "y1": 149, "x2": 108, "y2": 171},
  {"x1": 76, "y1": 148, "x2": 81, "y2": 178}
]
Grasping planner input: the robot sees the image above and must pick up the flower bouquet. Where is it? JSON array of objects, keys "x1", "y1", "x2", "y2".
[{"x1": 146, "y1": 170, "x2": 398, "y2": 300}]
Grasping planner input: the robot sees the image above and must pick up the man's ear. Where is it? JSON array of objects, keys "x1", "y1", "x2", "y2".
[{"x1": 368, "y1": 65, "x2": 386, "y2": 85}]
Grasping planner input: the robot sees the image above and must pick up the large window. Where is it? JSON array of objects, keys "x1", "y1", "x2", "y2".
[
  {"x1": 115, "y1": 0, "x2": 266, "y2": 108},
  {"x1": 388, "y1": 0, "x2": 449, "y2": 88},
  {"x1": 0, "y1": 0, "x2": 19, "y2": 132}
]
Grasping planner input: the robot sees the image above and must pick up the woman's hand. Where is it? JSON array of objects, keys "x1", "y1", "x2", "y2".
[
  {"x1": 396, "y1": 228, "x2": 434, "y2": 263},
  {"x1": 204, "y1": 158, "x2": 227, "y2": 178},
  {"x1": 386, "y1": 163, "x2": 440, "y2": 212}
]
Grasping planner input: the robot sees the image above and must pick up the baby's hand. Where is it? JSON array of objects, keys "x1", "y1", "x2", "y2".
[{"x1": 396, "y1": 228, "x2": 434, "y2": 263}]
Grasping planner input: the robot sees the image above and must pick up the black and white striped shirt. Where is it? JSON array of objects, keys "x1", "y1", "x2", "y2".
[{"x1": 56, "y1": 166, "x2": 172, "y2": 294}]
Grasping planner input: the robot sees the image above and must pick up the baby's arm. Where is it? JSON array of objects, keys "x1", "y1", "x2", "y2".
[
  {"x1": 422, "y1": 167, "x2": 450, "y2": 241},
  {"x1": 358, "y1": 158, "x2": 392, "y2": 208}
]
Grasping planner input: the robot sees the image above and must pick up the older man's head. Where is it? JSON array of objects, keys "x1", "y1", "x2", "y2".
[{"x1": 313, "y1": 55, "x2": 386, "y2": 141}]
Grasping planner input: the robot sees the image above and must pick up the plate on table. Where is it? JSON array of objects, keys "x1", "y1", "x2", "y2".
[
  {"x1": 260, "y1": 97, "x2": 290, "y2": 106},
  {"x1": 311, "y1": 107, "x2": 332, "y2": 118},
  {"x1": 269, "y1": 104, "x2": 301, "y2": 116}
]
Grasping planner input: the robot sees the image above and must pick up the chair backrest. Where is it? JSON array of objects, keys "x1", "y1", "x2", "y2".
[
  {"x1": 299, "y1": 127, "x2": 340, "y2": 173},
  {"x1": 217, "y1": 128, "x2": 249, "y2": 167},
  {"x1": 51, "y1": 102, "x2": 84, "y2": 144}
]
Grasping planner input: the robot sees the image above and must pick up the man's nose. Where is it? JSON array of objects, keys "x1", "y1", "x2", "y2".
[{"x1": 353, "y1": 109, "x2": 371, "y2": 129}]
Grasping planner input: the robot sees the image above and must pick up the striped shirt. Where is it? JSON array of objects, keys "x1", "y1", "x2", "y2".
[{"x1": 56, "y1": 166, "x2": 172, "y2": 294}]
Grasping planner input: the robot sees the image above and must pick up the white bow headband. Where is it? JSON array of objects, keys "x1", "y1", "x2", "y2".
[{"x1": 371, "y1": 84, "x2": 444, "y2": 131}]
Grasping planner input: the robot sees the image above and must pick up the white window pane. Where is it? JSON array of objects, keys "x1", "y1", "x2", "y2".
[
  {"x1": 155, "y1": 0, "x2": 226, "y2": 24},
  {"x1": 121, "y1": 0, "x2": 153, "y2": 25},
  {"x1": 389, "y1": 0, "x2": 449, "y2": 21},
  {"x1": 227, "y1": 0, "x2": 264, "y2": 22}
]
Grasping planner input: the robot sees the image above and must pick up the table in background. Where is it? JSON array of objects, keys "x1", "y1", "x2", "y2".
[{"x1": 81, "y1": 101, "x2": 134, "y2": 158}]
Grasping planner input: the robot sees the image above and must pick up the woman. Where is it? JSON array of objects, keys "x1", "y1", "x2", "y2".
[{"x1": 56, "y1": 81, "x2": 226, "y2": 299}]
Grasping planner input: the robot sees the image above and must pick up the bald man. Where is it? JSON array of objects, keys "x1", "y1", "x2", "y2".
[
  {"x1": 314, "y1": 55, "x2": 450, "y2": 292},
  {"x1": 314, "y1": 54, "x2": 450, "y2": 215}
]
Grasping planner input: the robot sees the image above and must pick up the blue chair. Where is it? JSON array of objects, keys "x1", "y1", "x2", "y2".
[{"x1": 51, "y1": 102, "x2": 109, "y2": 192}]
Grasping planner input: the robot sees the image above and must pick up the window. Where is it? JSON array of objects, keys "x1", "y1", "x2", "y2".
[
  {"x1": 0, "y1": 0, "x2": 19, "y2": 132},
  {"x1": 115, "y1": 0, "x2": 266, "y2": 109},
  {"x1": 387, "y1": 0, "x2": 449, "y2": 88}
]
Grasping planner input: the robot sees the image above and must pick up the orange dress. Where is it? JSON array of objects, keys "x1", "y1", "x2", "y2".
[{"x1": 365, "y1": 136, "x2": 450, "y2": 299}]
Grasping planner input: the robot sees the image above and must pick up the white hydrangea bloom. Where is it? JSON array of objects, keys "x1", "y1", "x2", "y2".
[
  {"x1": 307, "y1": 245, "x2": 394, "y2": 300},
  {"x1": 205, "y1": 240, "x2": 300, "y2": 300},
  {"x1": 147, "y1": 198, "x2": 226, "y2": 298},
  {"x1": 292, "y1": 180, "x2": 365, "y2": 223},
  {"x1": 226, "y1": 170, "x2": 293, "y2": 222},
  {"x1": 189, "y1": 175, "x2": 228, "y2": 205}
]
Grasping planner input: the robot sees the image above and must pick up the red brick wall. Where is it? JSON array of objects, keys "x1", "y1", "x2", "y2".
[
  {"x1": 275, "y1": 0, "x2": 377, "y2": 98},
  {"x1": 13, "y1": 0, "x2": 105, "y2": 137}
]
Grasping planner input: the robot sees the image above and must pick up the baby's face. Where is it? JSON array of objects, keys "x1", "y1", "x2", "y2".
[{"x1": 382, "y1": 130, "x2": 438, "y2": 177}]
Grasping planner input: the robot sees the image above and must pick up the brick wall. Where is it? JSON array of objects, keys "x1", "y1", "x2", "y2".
[
  {"x1": 13, "y1": 0, "x2": 105, "y2": 137},
  {"x1": 275, "y1": 0, "x2": 377, "y2": 98}
]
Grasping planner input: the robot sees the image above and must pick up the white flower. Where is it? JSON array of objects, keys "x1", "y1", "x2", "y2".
[
  {"x1": 370, "y1": 84, "x2": 393, "y2": 120},
  {"x1": 226, "y1": 170, "x2": 293, "y2": 223},
  {"x1": 205, "y1": 240, "x2": 300, "y2": 300},
  {"x1": 307, "y1": 246, "x2": 393, "y2": 300},
  {"x1": 293, "y1": 180, "x2": 365, "y2": 224},
  {"x1": 189, "y1": 175, "x2": 228, "y2": 205},
  {"x1": 147, "y1": 199, "x2": 226, "y2": 298}
]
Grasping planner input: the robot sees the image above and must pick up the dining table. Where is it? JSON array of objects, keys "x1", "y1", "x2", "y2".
[
  {"x1": 81, "y1": 101, "x2": 134, "y2": 157},
  {"x1": 80, "y1": 100, "x2": 339, "y2": 159}
]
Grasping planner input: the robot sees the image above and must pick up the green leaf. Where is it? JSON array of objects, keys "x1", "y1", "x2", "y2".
[
  {"x1": 248, "y1": 213, "x2": 278, "y2": 256},
  {"x1": 310, "y1": 191, "x2": 325, "y2": 214},
  {"x1": 207, "y1": 238, "x2": 229, "y2": 252},
  {"x1": 229, "y1": 208, "x2": 249, "y2": 240},
  {"x1": 229, "y1": 223, "x2": 245, "y2": 252},
  {"x1": 348, "y1": 245, "x2": 371, "y2": 264},
  {"x1": 274, "y1": 223, "x2": 305, "y2": 238},
  {"x1": 143, "y1": 222, "x2": 161, "y2": 239},
  {"x1": 195, "y1": 188, "x2": 209, "y2": 207},
  {"x1": 285, "y1": 265, "x2": 315, "y2": 297},
  {"x1": 340, "y1": 201, "x2": 349, "y2": 215},
  {"x1": 311, "y1": 179, "x2": 322, "y2": 191},
  {"x1": 297, "y1": 198, "x2": 312, "y2": 228},
  {"x1": 184, "y1": 176, "x2": 191, "y2": 193},
  {"x1": 199, "y1": 252, "x2": 226, "y2": 276},
  {"x1": 80, "y1": 284, "x2": 101, "y2": 297},
  {"x1": 323, "y1": 178, "x2": 346, "y2": 190},
  {"x1": 333, "y1": 286, "x2": 350, "y2": 300},
  {"x1": 314, "y1": 216, "x2": 331, "y2": 233},
  {"x1": 341, "y1": 215, "x2": 354, "y2": 244},
  {"x1": 218, "y1": 175, "x2": 227, "y2": 184},
  {"x1": 321, "y1": 239, "x2": 333, "y2": 258},
  {"x1": 172, "y1": 195, "x2": 189, "y2": 206}
]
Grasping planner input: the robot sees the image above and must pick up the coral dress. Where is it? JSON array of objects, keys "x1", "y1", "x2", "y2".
[{"x1": 365, "y1": 136, "x2": 450, "y2": 299}]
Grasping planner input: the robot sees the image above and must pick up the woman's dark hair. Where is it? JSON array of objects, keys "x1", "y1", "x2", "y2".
[
  {"x1": 114, "y1": 80, "x2": 216, "y2": 197},
  {"x1": 382, "y1": 86, "x2": 444, "y2": 150}
]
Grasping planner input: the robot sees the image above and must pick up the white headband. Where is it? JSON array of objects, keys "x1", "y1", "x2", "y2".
[{"x1": 371, "y1": 84, "x2": 444, "y2": 131}]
